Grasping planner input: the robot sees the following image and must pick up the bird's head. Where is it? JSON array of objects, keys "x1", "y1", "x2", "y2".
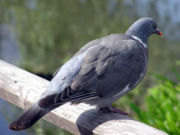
[{"x1": 126, "y1": 17, "x2": 163, "y2": 44}]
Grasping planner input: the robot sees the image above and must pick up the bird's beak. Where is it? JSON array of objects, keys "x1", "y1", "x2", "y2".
[{"x1": 156, "y1": 28, "x2": 163, "y2": 37}]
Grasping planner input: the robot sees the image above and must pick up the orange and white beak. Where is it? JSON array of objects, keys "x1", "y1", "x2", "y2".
[{"x1": 156, "y1": 28, "x2": 163, "y2": 37}]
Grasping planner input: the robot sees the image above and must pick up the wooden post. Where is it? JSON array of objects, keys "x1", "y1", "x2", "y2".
[{"x1": 0, "y1": 60, "x2": 168, "y2": 135}]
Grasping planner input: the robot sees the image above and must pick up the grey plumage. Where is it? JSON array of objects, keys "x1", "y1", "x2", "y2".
[{"x1": 9, "y1": 17, "x2": 162, "y2": 130}]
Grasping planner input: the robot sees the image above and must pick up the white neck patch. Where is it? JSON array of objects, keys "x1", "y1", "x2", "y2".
[{"x1": 131, "y1": 35, "x2": 147, "y2": 48}]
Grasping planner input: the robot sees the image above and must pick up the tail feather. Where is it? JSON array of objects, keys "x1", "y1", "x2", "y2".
[{"x1": 9, "y1": 104, "x2": 49, "y2": 131}]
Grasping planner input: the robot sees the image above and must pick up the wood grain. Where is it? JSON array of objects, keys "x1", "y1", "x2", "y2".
[{"x1": 0, "y1": 60, "x2": 168, "y2": 135}]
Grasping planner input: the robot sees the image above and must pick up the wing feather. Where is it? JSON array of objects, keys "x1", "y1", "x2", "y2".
[{"x1": 38, "y1": 86, "x2": 98, "y2": 108}]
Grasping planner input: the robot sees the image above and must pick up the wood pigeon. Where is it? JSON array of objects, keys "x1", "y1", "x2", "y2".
[{"x1": 9, "y1": 17, "x2": 162, "y2": 130}]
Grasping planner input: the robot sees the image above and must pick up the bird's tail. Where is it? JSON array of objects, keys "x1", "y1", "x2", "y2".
[{"x1": 9, "y1": 103, "x2": 50, "y2": 131}]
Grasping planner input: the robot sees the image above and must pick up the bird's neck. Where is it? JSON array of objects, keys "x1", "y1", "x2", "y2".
[{"x1": 126, "y1": 30, "x2": 148, "y2": 45}]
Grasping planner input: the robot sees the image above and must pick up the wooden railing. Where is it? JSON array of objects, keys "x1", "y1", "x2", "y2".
[{"x1": 0, "y1": 60, "x2": 168, "y2": 135}]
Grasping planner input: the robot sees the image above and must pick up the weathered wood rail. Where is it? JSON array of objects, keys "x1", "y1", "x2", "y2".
[{"x1": 0, "y1": 60, "x2": 168, "y2": 135}]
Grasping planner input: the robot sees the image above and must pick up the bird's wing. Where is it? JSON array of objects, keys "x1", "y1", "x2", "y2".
[
  {"x1": 38, "y1": 45, "x2": 104, "y2": 108},
  {"x1": 39, "y1": 36, "x2": 146, "y2": 108},
  {"x1": 72, "y1": 39, "x2": 146, "y2": 98}
]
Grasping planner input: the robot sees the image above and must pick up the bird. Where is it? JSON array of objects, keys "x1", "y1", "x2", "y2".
[{"x1": 9, "y1": 17, "x2": 162, "y2": 131}]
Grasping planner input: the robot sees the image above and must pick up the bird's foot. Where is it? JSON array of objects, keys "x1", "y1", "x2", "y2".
[{"x1": 99, "y1": 106, "x2": 129, "y2": 116}]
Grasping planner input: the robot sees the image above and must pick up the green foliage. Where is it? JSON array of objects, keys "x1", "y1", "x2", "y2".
[{"x1": 130, "y1": 73, "x2": 180, "y2": 135}]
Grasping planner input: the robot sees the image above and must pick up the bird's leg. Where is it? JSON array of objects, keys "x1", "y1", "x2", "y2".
[{"x1": 99, "y1": 106, "x2": 129, "y2": 115}]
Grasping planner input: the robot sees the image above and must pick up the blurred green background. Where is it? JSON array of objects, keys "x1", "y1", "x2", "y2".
[{"x1": 0, "y1": 0, "x2": 180, "y2": 135}]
